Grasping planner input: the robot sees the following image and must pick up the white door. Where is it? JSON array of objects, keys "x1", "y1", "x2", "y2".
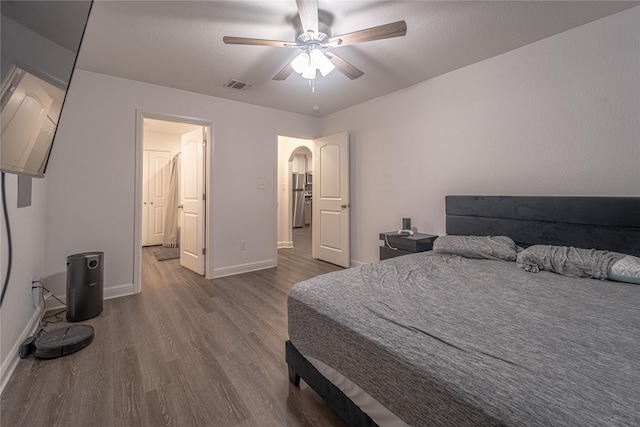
[
  {"x1": 180, "y1": 128, "x2": 205, "y2": 275},
  {"x1": 142, "y1": 150, "x2": 171, "y2": 246},
  {"x1": 312, "y1": 132, "x2": 350, "y2": 267}
]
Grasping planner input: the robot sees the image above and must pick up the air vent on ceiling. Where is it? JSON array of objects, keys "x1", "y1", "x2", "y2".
[{"x1": 223, "y1": 79, "x2": 252, "y2": 91}]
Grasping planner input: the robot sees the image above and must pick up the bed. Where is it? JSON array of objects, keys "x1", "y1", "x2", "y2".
[{"x1": 285, "y1": 196, "x2": 640, "y2": 426}]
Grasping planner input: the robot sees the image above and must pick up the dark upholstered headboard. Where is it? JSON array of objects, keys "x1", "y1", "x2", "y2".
[{"x1": 446, "y1": 196, "x2": 640, "y2": 257}]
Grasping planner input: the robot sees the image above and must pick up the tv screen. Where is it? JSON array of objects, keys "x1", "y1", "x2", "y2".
[{"x1": 0, "y1": 0, "x2": 92, "y2": 178}]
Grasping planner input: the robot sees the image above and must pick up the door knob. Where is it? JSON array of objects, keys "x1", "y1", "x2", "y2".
[
  {"x1": 341, "y1": 203, "x2": 350, "y2": 209},
  {"x1": 178, "y1": 205, "x2": 184, "y2": 209}
]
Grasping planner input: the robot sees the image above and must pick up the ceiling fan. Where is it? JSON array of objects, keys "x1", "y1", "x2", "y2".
[{"x1": 223, "y1": 0, "x2": 407, "y2": 84}]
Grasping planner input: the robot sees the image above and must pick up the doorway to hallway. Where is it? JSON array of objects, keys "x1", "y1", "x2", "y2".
[
  {"x1": 276, "y1": 132, "x2": 351, "y2": 268},
  {"x1": 277, "y1": 135, "x2": 313, "y2": 258},
  {"x1": 134, "y1": 112, "x2": 213, "y2": 294}
]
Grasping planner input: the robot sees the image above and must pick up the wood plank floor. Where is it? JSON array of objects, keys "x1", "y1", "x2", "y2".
[{"x1": 1, "y1": 227, "x2": 349, "y2": 426}]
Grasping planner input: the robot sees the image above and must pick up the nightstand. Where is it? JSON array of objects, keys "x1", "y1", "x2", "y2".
[{"x1": 379, "y1": 232, "x2": 438, "y2": 260}]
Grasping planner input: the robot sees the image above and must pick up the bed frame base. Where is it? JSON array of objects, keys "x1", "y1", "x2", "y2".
[
  {"x1": 288, "y1": 364, "x2": 300, "y2": 387},
  {"x1": 285, "y1": 340, "x2": 378, "y2": 427}
]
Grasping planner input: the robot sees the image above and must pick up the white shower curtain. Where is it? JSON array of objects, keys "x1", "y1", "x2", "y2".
[{"x1": 163, "y1": 154, "x2": 180, "y2": 247}]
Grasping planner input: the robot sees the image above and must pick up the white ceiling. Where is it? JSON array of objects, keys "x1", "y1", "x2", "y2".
[{"x1": 73, "y1": 1, "x2": 638, "y2": 117}]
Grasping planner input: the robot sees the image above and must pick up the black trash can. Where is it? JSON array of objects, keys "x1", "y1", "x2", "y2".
[{"x1": 66, "y1": 252, "x2": 104, "y2": 321}]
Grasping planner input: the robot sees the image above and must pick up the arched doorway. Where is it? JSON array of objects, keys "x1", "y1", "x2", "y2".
[{"x1": 277, "y1": 136, "x2": 313, "y2": 253}]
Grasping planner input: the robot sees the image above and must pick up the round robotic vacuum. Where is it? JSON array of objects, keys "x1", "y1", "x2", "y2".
[{"x1": 34, "y1": 325, "x2": 94, "y2": 359}]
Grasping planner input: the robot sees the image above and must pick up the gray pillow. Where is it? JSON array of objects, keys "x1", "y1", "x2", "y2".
[
  {"x1": 516, "y1": 245, "x2": 624, "y2": 279},
  {"x1": 433, "y1": 235, "x2": 520, "y2": 261}
]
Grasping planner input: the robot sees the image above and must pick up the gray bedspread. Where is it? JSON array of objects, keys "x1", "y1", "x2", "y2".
[{"x1": 288, "y1": 252, "x2": 640, "y2": 426}]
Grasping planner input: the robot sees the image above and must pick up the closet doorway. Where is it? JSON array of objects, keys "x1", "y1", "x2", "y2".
[{"x1": 134, "y1": 113, "x2": 213, "y2": 293}]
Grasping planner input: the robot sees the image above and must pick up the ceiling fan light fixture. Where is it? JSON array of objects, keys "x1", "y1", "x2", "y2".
[
  {"x1": 311, "y1": 49, "x2": 335, "y2": 77},
  {"x1": 291, "y1": 48, "x2": 334, "y2": 80},
  {"x1": 224, "y1": 0, "x2": 408, "y2": 86},
  {"x1": 301, "y1": 66, "x2": 317, "y2": 80},
  {"x1": 291, "y1": 51, "x2": 310, "y2": 74}
]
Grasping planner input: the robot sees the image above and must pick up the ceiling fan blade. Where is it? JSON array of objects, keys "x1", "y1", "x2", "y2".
[
  {"x1": 273, "y1": 62, "x2": 294, "y2": 81},
  {"x1": 296, "y1": 0, "x2": 318, "y2": 39},
  {"x1": 326, "y1": 52, "x2": 364, "y2": 80},
  {"x1": 329, "y1": 20, "x2": 407, "y2": 47},
  {"x1": 223, "y1": 36, "x2": 295, "y2": 48}
]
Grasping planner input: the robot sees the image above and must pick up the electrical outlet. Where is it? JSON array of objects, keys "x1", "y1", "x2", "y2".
[
  {"x1": 257, "y1": 180, "x2": 266, "y2": 189},
  {"x1": 240, "y1": 240, "x2": 246, "y2": 250}
]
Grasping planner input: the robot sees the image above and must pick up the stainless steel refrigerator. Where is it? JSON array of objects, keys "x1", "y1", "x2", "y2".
[{"x1": 292, "y1": 173, "x2": 305, "y2": 228}]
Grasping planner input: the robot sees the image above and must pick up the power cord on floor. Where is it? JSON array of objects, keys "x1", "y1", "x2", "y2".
[
  {"x1": 32, "y1": 281, "x2": 66, "y2": 329},
  {"x1": 41, "y1": 310, "x2": 66, "y2": 326}
]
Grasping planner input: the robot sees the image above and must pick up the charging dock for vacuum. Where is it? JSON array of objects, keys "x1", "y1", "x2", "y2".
[{"x1": 25, "y1": 325, "x2": 95, "y2": 359}]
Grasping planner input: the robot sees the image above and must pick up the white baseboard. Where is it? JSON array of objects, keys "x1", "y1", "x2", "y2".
[
  {"x1": 213, "y1": 259, "x2": 276, "y2": 279},
  {"x1": 213, "y1": 258, "x2": 363, "y2": 277},
  {"x1": 277, "y1": 241, "x2": 294, "y2": 249},
  {"x1": 43, "y1": 283, "x2": 135, "y2": 311},
  {"x1": 0, "y1": 306, "x2": 42, "y2": 395},
  {"x1": 43, "y1": 292, "x2": 65, "y2": 311},
  {"x1": 104, "y1": 283, "x2": 135, "y2": 299}
]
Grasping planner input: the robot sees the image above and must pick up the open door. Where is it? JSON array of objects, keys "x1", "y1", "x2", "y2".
[
  {"x1": 180, "y1": 127, "x2": 205, "y2": 274},
  {"x1": 312, "y1": 132, "x2": 350, "y2": 267}
]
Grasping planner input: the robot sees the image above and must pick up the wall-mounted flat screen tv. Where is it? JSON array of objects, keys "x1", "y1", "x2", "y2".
[{"x1": 0, "y1": 0, "x2": 92, "y2": 178}]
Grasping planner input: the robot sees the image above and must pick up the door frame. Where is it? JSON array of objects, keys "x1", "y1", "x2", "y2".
[{"x1": 134, "y1": 110, "x2": 213, "y2": 293}]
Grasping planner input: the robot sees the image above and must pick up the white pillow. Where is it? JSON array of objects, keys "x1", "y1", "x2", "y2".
[{"x1": 608, "y1": 255, "x2": 640, "y2": 285}]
